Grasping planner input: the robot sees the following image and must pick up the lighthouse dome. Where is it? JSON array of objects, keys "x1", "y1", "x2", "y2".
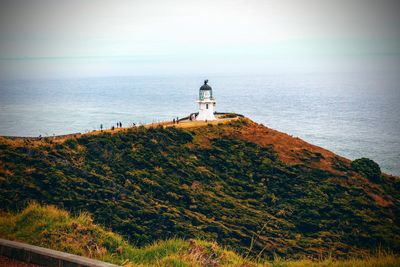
[
  {"x1": 200, "y1": 80, "x2": 212, "y2": 91},
  {"x1": 199, "y1": 80, "x2": 213, "y2": 100}
]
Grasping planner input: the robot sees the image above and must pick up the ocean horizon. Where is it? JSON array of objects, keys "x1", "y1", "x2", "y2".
[{"x1": 0, "y1": 71, "x2": 399, "y2": 176}]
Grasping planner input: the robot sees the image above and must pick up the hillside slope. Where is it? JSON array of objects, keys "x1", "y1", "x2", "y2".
[
  {"x1": 0, "y1": 118, "x2": 399, "y2": 258},
  {"x1": 2, "y1": 203, "x2": 399, "y2": 267},
  {"x1": 0, "y1": 203, "x2": 253, "y2": 266}
]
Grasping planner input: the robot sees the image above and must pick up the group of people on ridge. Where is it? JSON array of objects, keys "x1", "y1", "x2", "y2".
[{"x1": 100, "y1": 121, "x2": 123, "y2": 131}]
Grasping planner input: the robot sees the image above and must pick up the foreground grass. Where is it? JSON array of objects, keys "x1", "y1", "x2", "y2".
[{"x1": 0, "y1": 203, "x2": 398, "y2": 267}]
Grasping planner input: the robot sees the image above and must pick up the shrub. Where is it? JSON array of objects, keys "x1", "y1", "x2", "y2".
[
  {"x1": 64, "y1": 138, "x2": 78, "y2": 149},
  {"x1": 351, "y1": 158, "x2": 381, "y2": 182}
]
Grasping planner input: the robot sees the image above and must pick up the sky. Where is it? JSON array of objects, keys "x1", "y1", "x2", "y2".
[{"x1": 0, "y1": 0, "x2": 399, "y2": 79}]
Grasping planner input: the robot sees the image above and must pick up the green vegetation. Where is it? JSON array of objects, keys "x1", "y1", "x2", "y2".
[
  {"x1": 0, "y1": 203, "x2": 250, "y2": 266},
  {"x1": 0, "y1": 119, "x2": 399, "y2": 260},
  {"x1": 1, "y1": 203, "x2": 399, "y2": 267},
  {"x1": 352, "y1": 157, "x2": 382, "y2": 182}
]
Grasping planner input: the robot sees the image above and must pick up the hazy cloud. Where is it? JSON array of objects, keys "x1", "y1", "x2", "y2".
[{"x1": 1, "y1": 0, "x2": 399, "y2": 79}]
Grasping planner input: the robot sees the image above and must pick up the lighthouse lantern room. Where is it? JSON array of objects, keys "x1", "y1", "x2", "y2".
[{"x1": 196, "y1": 80, "x2": 216, "y2": 121}]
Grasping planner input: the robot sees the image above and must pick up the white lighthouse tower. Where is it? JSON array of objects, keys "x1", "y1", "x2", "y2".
[{"x1": 196, "y1": 80, "x2": 216, "y2": 121}]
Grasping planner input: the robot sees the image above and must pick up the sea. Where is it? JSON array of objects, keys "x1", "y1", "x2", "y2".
[{"x1": 0, "y1": 72, "x2": 399, "y2": 176}]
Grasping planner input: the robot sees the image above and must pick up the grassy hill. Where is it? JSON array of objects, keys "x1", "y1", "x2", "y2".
[
  {"x1": 0, "y1": 117, "x2": 399, "y2": 259},
  {"x1": 1, "y1": 203, "x2": 398, "y2": 267}
]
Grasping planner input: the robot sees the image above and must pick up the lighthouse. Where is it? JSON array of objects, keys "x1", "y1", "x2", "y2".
[{"x1": 196, "y1": 80, "x2": 216, "y2": 121}]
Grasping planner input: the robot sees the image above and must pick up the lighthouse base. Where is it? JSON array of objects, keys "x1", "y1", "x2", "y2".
[
  {"x1": 196, "y1": 111, "x2": 216, "y2": 121},
  {"x1": 196, "y1": 100, "x2": 216, "y2": 121}
]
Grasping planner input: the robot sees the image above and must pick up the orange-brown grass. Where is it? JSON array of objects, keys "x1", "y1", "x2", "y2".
[{"x1": 231, "y1": 119, "x2": 348, "y2": 173}]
